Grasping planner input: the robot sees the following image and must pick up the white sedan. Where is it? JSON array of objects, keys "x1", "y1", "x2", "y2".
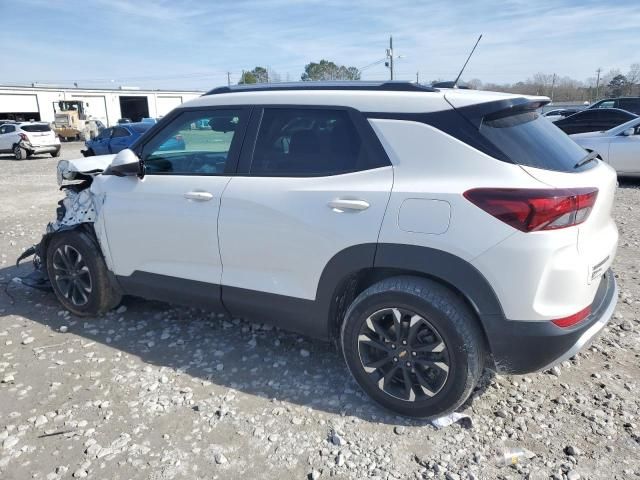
[{"x1": 571, "y1": 117, "x2": 640, "y2": 177}]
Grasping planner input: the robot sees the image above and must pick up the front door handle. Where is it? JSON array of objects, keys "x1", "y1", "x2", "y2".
[
  {"x1": 328, "y1": 199, "x2": 370, "y2": 212},
  {"x1": 184, "y1": 191, "x2": 214, "y2": 202}
]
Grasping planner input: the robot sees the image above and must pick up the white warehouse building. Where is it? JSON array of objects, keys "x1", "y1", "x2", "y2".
[{"x1": 0, "y1": 85, "x2": 203, "y2": 127}]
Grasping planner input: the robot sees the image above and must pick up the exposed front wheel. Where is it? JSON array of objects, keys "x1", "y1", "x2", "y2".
[
  {"x1": 340, "y1": 276, "x2": 485, "y2": 418},
  {"x1": 13, "y1": 145, "x2": 26, "y2": 160},
  {"x1": 46, "y1": 230, "x2": 122, "y2": 316},
  {"x1": 51, "y1": 148, "x2": 61, "y2": 158}
]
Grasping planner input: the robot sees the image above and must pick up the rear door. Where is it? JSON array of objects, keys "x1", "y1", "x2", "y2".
[
  {"x1": 218, "y1": 106, "x2": 393, "y2": 320},
  {"x1": 0, "y1": 124, "x2": 17, "y2": 150}
]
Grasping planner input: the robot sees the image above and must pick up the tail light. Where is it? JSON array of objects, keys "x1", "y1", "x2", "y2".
[
  {"x1": 552, "y1": 305, "x2": 591, "y2": 328},
  {"x1": 19, "y1": 133, "x2": 28, "y2": 141},
  {"x1": 463, "y1": 188, "x2": 598, "y2": 232}
]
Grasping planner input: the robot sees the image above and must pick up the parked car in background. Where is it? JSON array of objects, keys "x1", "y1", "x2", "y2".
[
  {"x1": 571, "y1": 117, "x2": 640, "y2": 177},
  {"x1": 543, "y1": 108, "x2": 580, "y2": 122},
  {"x1": 0, "y1": 121, "x2": 61, "y2": 159},
  {"x1": 83, "y1": 123, "x2": 152, "y2": 156},
  {"x1": 588, "y1": 97, "x2": 640, "y2": 115},
  {"x1": 23, "y1": 82, "x2": 619, "y2": 418},
  {"x1": 554, "y1": 108, "x2": 638, "y2": 134},
  {"x1": 82, "y1": 122, "x2": 184, "y2": 156},
  {"x1": 117, "y1": 118, "x2": 132, "y2": 124}
]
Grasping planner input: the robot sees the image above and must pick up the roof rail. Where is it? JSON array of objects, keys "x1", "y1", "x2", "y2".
[{"x1": 204, "y1": 81, "x2": 438, "y2": 96}]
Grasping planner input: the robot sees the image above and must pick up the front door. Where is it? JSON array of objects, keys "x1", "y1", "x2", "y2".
[
  {"x1": 609, "y1": 126, "x2": 640, "y2": 174},
  {"x1": 98, "y1": 107, "x2": 249, "y2": 306}
]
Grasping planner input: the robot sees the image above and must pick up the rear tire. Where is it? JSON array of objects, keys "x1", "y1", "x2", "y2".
[
  {"x1": 51, "y1": 148, "x2": 61, "y2": 158},
  {"x1": 46, "y1": 230, "x2": 121, "y2": 316},
  {"x1": 84, "y1": 148, "x2": 95, "y2": 157},
  {"x1": 340, "y1": 276, "x2": 484, "y2": 418}
]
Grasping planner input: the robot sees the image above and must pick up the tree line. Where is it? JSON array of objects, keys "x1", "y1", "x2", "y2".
[{"x1": 238, "y1": 60, "x2": 640, "y2": 102}]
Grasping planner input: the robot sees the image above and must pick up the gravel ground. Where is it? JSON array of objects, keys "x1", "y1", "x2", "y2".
[{"x1": 0, "y1": 144, "x2": 639, "y2": 480}]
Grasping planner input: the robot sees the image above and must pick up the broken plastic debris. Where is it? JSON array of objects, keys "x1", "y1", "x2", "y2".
[
  {"x1": 430, "y1": 412, "x2": 472, "y2": 429},
  {"x1": 494, "y1": 446, "x2": 535, "y2": 466}
]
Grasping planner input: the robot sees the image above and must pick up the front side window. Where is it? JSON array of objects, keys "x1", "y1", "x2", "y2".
[
  {"x1": 142, "y1": 109, "x2": 246, "y2": 175},
  {"x1": 97, "y1": 128, "x2": 112, "y2": 140},
  {"x1": 3, "y1": 125, "x2": 16, "y2": 133},
  {"x1": 596, "y1": 101, "x2": 615, "y2": 109},
  {"x1": 250, "y1": 108, "x2": 368, "y2": 176}
]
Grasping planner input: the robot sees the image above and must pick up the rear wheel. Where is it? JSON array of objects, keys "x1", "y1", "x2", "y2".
[
  {"x1": 83, "y1": 148, "x2": 95, "y2": 157},
  {"x1": 51, "y1": 148, "x2": 61, "y2": 158},
  {"x1": 46, "y1": 230, "x2": 121, "y2": 316},
  {"x1": 340, "y1": 276, "x2": 485, "y2": 418}
]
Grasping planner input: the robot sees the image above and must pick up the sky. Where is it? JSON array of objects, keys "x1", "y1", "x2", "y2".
[{"x1": 1, "y1": 0, "x2": 638, "y2": 91}]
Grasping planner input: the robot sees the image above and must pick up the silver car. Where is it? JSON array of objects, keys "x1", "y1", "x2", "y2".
[{"x1": 571, "y1": 117, "x2": 640, "y2": 177}]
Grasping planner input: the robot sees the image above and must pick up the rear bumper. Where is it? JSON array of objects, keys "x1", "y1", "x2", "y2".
[
  {"x1": 487, "y1": 269, "x2": 617, "y2": 374},
  {"x1": 20, "y1": 141, "x2": 60, "y2": 154}
]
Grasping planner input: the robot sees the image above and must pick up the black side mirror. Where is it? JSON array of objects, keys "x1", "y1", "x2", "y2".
[{"x1": 104, "y1": 149, "x2": 144, "y2": 177}]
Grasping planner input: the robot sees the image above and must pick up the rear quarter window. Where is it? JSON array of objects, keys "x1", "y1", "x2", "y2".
[
  {"x1": 479, "y1": 110, "x2": 592, "y2": 172},
  {"x1": 21, "y1": 124, "x2": 51, "y2": 132}
]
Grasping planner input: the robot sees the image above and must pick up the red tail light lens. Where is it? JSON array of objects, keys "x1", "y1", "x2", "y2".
[
  {"x1": 551, "y1": 305, "x2": 591, "y2": 328},
  {"x1": 19, "y1": 133, "x2": 28, "y2": 141},
  {"x1": 463, "y1": 188, "x2": 598, "y2": 232}
]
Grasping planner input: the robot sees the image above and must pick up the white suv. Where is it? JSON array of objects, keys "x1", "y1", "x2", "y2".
[
  {"x1": 19, "y1": 82, "x2": 619, "y2": 418},
  {"x1": 0, "y1": 121, "x2": 61, "y2": 159}
]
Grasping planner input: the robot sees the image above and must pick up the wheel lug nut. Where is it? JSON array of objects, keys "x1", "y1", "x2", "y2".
[
  {"x1": 391, "y1": 344, "x2": 396, "y2": 349},
  {"x1": 393, "y1": 357, "x2": 398, "y2": 362},
  {"x1": 402, "y1": 340, "x2": 407, "y2": 345},
  {"x1": 412, "y1": 351, "x2": 417, "y2": 357},
  {"x1": 405, "y1": 361, "x2": 411, "y2": 367}
]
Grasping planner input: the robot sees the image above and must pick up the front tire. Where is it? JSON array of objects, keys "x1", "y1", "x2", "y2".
[
  {"x1": 51, "y1": 148, "x2": 61, "y2": 158},
  {"x1": 13, "y1": 145, "x2": 26, "y2": 160},
  {"x1": 46, "y1": 230, "x2": 121, "y2": 316},
  {"x1": 340, "y1": 276, "x2": 485, "y2": 418}
]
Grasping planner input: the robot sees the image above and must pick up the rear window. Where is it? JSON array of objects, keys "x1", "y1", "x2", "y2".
[
  {"x1": 21, "y1": 124, "x2": 51, "y2": 132},
  {"x1": 479, "y1": 110, "x2": 592, "y2": 172},
  {"x1": 130, "y1": 123, "x2": 151, "y2": 134}
]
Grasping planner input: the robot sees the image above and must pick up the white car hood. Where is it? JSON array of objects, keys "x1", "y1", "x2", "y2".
[{"x1": 57, "y1": 154, "x2": 115, "y2": 184}]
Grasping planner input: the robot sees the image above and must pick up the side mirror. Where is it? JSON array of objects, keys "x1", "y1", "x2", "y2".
[
  {"x1": 105, "y1": 149, "x2": 143, "y2": 177},
  {"x1": 622, "y1": 128, "x2": 635, "y2": 137}
]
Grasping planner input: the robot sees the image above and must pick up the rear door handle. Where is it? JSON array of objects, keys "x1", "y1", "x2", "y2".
[
  {"x1": 328, "y1": 199, "x2": 370, "y2": 212},
  {"x1": 184, "y1": 191, "x2": 214, "y2": 201}
]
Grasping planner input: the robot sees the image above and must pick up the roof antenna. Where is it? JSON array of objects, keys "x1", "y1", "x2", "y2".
[{"x1": 453, "y1": 34, "x2": 483, "y2": 88}]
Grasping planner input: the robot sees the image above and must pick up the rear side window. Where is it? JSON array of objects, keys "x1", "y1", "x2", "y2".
[
  {"x1": 21, "y1": 124, "x2": 51, "y2": 132},
  {"x1": 618, "y1": 98, "x2": 640, "y2": 114},
  {"x1": 250, "y1": 108, "x2": 369, "y2": 176},
  {"x1": 479, "y1": 110, "x2": 591, "y2": 172},
  {"x1": 112, "y1": 127, "x2": 130, "y2": 138}
]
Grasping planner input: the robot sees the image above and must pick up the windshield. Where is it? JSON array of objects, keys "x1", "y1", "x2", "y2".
[
  {"x1": 479, "y1": 109, "x2": 593, "y2": 172},
  {"x1": 21, "y1": 124, "x2": 51, "y2": 132}
]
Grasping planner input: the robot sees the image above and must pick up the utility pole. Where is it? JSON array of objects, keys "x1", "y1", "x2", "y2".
[
  {"x1": 595, "y1": 68, "x2": 602, "y2": 100},
  {"x1": 385, "y1": 36, "x2": 394, "y2": 80},
  {"x1": 227, "y1": 72, "x2": 231, "y2": 86},
  {"x1": 550, "y1": 73, "x2": 556, "y2": 103},
  {"x1": 416, "y1": 72, "x2": 419, "y2": 84}
]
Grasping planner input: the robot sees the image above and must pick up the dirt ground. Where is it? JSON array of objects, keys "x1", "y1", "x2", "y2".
[{"x1": 0, "y1": 144, "x2": 639, "y2": 480}]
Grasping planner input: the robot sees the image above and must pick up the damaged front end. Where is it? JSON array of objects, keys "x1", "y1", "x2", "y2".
[{"x1": 17, "y1": 156, "x2": 114, "y2": 290}]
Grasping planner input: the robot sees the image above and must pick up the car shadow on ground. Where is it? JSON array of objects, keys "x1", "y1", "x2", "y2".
[{"x1": 0, "y1": 261, "x2": 492, "y2": 427}]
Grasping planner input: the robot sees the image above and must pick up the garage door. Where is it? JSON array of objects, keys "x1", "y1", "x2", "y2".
[
  {"x1": 0, "y1": 94, "x2": 38, "y2": 113},
  {"x1": 71, "y1": 95, "x2": 108, "y2": 126},
  {"x1": 156, "y1": 96, "x2": 183, "y2": 117}
]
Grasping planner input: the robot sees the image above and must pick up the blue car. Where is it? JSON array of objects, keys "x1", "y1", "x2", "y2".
[{"x1": 82, "y1": 123, "x2": 186, "y2": 157}]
